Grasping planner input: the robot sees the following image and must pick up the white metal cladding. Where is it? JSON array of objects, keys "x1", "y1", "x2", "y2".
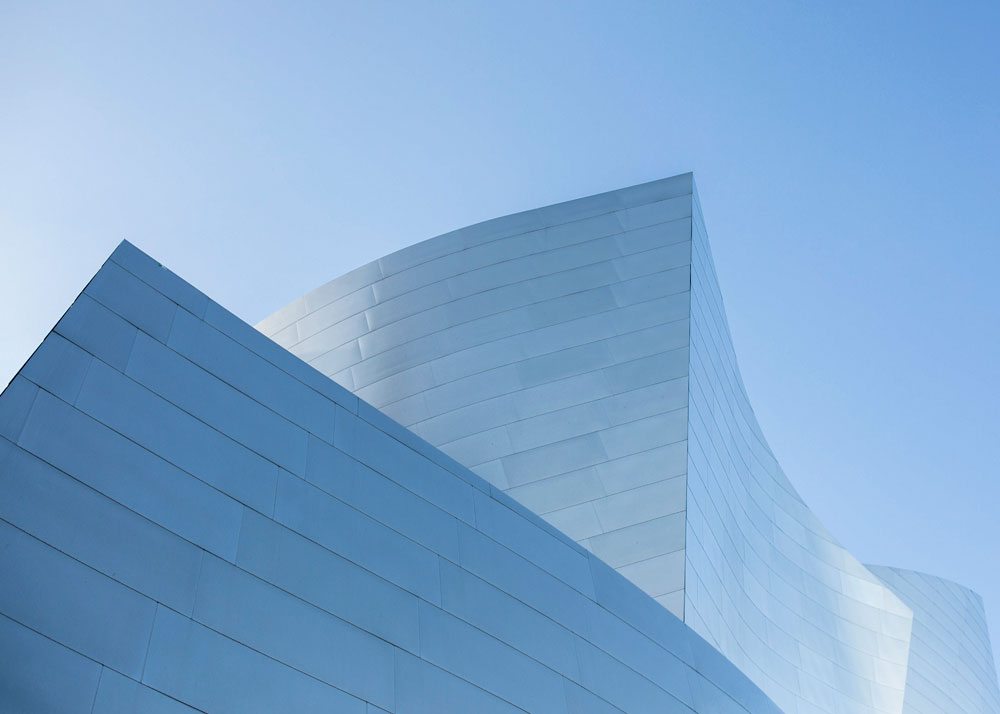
[
  {"x1": 868, "y1": 566, "x2": 1000, "y2": 714},
  {"x1": 685, "y1": 188, "x2": 913, "y2": 714},
  {"x1": 259, "y1": 173, "x2": 997, "y2": 714},
  {"x1": 0, "y1": 240, "x2": 786, "y2": 714},
  {"x1": 258, "y1": 173, "x2": 698, "y2": 617}
]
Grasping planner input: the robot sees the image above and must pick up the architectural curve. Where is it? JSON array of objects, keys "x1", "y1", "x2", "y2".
[
  {"x1": 259, "y1": 173, "x2": 999, "y2": 714},
  {"x1": 0, "y1": 175, "x2": 996, "y2": 714},
  {"x1": 0, "y1": 240, "x2": 785, "y2": 713},
  {"x1": 868, "y1": 566, "x2": 1000, "y2": 714}
]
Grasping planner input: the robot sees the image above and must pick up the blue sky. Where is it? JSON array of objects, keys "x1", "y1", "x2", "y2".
[{"x1": 2, "y1": 1, "x2": 999, "y2": 665}]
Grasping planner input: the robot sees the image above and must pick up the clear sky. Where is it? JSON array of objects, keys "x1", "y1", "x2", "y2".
[{"x1": 2, "y1": 1, "x2": 998, "y2": 669}]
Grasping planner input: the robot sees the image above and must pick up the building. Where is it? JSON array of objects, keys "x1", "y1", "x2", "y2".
[{"x1": 1, "y1": 173, "x2": 997, "y2": 713}]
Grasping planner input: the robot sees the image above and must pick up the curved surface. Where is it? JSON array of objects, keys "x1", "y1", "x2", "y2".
[
  {"x1": 868, "y1": 566, "x2": 1000, "y2": 714},
  {"x1": 684, "y1": 191, "x2": 912, "y2": 714},
  {"x1": 259, "y1": 173, "x2": 700, "y2": 616},
  {"x1": 0, "y1": 241, "x2": 784, "y2": 713},
  {"x1": 259, "y1": 174, "x2": 998, "y2": 714}
]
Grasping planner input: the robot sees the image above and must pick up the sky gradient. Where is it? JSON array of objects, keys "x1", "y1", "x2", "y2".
[{"x1": 2, "y1": 1, "x2": 998, "y2": 668}]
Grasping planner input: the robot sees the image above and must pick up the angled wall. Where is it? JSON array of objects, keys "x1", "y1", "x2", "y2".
[
  {"x1": 869, "y1": 566, "x2": 1000, "y2": 714},
  {"x1": 0, "y1": 241, "x2": 784, "y2": 714}
]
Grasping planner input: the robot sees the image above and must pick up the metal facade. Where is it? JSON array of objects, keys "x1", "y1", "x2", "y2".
[
  {"x1": 259, "y1": 174, "x2": 1000, "y2": 714},
  {"x1": 1, "y1": 174, "x2": 997, "y2": 713},
  {"x1": 869, "y1": 566, "x2": 1000, "y2": 714},
  {"x1": 0, "y1": 240, "x2": 782, "y2": 713}
]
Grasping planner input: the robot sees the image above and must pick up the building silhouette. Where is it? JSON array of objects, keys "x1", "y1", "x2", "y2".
[{"x1": 1, "y1": 174, "x2": 997, "y2": 713}]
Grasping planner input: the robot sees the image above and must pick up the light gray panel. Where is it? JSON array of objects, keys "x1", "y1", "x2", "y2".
[
  {"x1": 511, "y1": 370, "x2": 613, "y2": 421},
  {"x1": 439, "y1": 425, "x2": 514, "y2": 466},
  {"x1": 599, "y1": 409, "x2": 687, "y2": 459},
  {"x1": 613, "y1": 291, "x2": 691, "y2": 334},
  {"x1": 506, "y1": 466, "x2": 607, "y2": 515},
  {"x1": 373, "y1": 251, "x2": 464, "y2": 303},
  {"x1": 519, "y1": 311, "x2": 618, "y2": 359},
  {"x1": 617, "y1": 551, "x2": 686, "y2": 598},
  {"x1": 615, "y1": 219, "x2": 691, "y2": 256},
  {"x1": 269, "y1": 320, "x2": 298, "y2": 347},
  {"x1": 350, "y1": 332, "x2": 444, "y2": 388},
  {"x1": 435, "y1": 308, "x2": 530, "y2": 357},
  {"x1": 421, "y1": 364, "x2": 522, "y2": 417},
  {"x1": 365, "y1": 280, "x2": 453, "y2": 331},
  {"x1": 594, "y1": 442, "x2": 687, "y2": 494},
  {"x1": 410, "y1": 394, "x2": 516, "y2": 444},
  {"x1": 256, "y1": 296, "x2": 306, "y2": 338},
  {"x1": 525, "y1": 284, "x2": 619, "y2": 330},
  {"x1": 613, "y1": 241, "x2": 691, "y2": 281},
  {"x1": 356, "y1": 362, "x2": 436, "y2": 406},
  {"x1": 656, "y1": 591, "x2": 685, "y2": 619},
  {"x1": 506, "y1": 401, "x2": 610, "y2": 453},
  {"x1": 585, "y1": 513, "x2": 686, "y2": 568},
  {"x1": 606, "y1": 320, "x2": 689, "y2": 363},
  {"x1": 544, "y1": 501, "x2": 604, "y2": 540},
  {"x1": 501, "y1": 433, "x2": 609, "y2": 487},
  {"x1": 603, "y1": 347, "x2": 689, "y2": 393},
  {"x1": 617, "y1": 194, "x2": 693, "y2": 231},
  {"x1": 610, "y1": 266, "x2": 690, "y2": 306},
  {"x1": 294, "y1": 265, "x2": 384, "y2": 320},
  {"x1": 295, "y1": 284, "x2": 375, "y2": 341},
  {"x1": 446, "y1": 252, "x2": 537, "y2": 299},
  {"x1": 601, "y1": 377, "x2": 688, "y2": 425},
  {"x1": 378, "y1": 231, "x2": 462, "y2": 277},
  {"x1": 292, "y1": 312, "x2": 368, "y2": 362},
  {"x1": 592, "y1": 476, "x2": 686, "y2": 533}
]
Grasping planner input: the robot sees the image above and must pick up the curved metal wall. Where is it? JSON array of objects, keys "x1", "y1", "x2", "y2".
[
  {"x1": 685, "y1": 190, "x2": 912, "y2": 714},
  {"x1": 259, "y1": 173, "x2": 997, "y2": 714},
  {"x1": 0, "y1": 240, "x2": 786, "y2": 714},
  {"x1": 259, "y1": 173, "x2": 698, "y2": 616},
  {"x1": 868, "y1": 566, "x2": 1000, "y2": 714}
]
